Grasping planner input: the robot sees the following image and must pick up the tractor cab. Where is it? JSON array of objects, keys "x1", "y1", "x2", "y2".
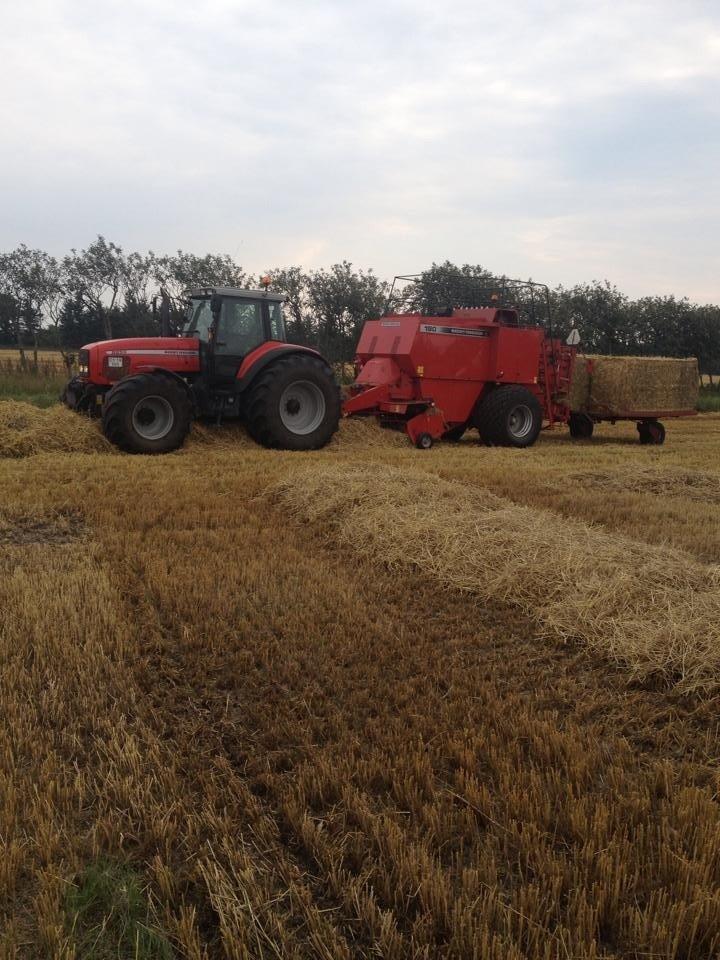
[{"x1": 183, "y1": 286, "x2": 287, "y2": 384}]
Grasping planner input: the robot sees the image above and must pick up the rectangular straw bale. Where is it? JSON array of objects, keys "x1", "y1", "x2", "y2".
[{"x1": 569, "y1": 355, "x2": 698, "y2": 415}]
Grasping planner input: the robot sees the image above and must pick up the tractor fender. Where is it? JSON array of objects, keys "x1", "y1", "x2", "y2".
[{"x1": 234, "y1": 344, "x2": 326, "y2": 394}]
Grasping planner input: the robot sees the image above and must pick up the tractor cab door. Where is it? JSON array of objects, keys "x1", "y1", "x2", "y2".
[{"x1": 210, "y1": 297, "x2": 266, "y2": 384}]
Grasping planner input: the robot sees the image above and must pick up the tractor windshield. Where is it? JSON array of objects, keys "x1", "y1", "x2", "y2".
[{"x1": 182, "y1": 298, "x2": 214, "y2": 341}]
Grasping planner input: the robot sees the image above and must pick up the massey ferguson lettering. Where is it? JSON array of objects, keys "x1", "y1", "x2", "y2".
[{"x1": 420, "y1": 324, "x2": 490, "y2": 338}]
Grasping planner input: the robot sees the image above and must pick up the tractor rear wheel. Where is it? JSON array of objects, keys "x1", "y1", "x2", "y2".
[
  {"x1": 475, "y1": 385, "x2": 543, "y2": 448},
  {"x1": 245, "y1": 354, "x2": 340, "y2": 450},
  {"x1": 102, "y1": 374, "x2": 192, "y2": 454}
]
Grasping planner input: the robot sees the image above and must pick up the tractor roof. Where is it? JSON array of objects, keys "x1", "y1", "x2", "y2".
[{"x1": 187, "y1": 286, "x2": 285, "y2": 302}]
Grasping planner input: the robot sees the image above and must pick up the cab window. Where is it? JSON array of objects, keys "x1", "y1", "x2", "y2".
[
  {"x1": 184, "y1": 299, "x2": 214, "y2": 341},
  {"x1": 217, "y1": 299, "x2": 264, "y2": 355},
  {"x1": 268, "y1": 301, "x2": 285, "y2": 341}
]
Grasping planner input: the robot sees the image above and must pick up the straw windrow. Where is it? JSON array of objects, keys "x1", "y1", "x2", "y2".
[
  {"x1": 0, "y1": 401, "x2": 113, "y2": 457},
  {"x1": 272, "y1": 463, "x2": 720, "y2": 691}
]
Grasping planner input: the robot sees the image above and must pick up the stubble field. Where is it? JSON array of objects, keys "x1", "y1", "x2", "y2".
[{"x1": 1, "y1": 403, "x2": 720, "y2": 959}]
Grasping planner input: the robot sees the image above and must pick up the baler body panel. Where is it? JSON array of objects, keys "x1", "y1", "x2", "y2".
[
  {"x1": 346, "y1": 308, "x2": 574, "y2": 444},
  {"x1": 493, "y1": 327, "x2": 545, "y2": 385}
]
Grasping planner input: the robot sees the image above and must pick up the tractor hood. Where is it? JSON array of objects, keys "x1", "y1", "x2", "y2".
[
  {"x1": 82, "y1": 335, "x2": 200, "y2": 354},
  {"x1": 81, "y1": 336, "x2": 201, "y2": 384}
]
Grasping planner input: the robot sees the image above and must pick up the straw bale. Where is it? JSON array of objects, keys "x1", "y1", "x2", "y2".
[
  {"x1": 569, "y1": 355, "x2": 698, "y2": 415},
  {"x1": 0, "y1": 401, "x2": 112, "y2": 458},
  {"x1": 272, "y1": 463, "x2": 720, "y2": 692}
]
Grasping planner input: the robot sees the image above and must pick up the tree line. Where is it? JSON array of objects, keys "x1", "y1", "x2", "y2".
[{"x1": 0, "y1": 237, "x2": 717, "y2": 376}]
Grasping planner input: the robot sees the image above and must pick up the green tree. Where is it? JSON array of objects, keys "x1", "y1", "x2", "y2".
[
  {"x1": 627, "y1": 296, "x2": 688, "y2": 356},
  {"x1": 404, "y1": 261, "x2": 496, "y2": 314},
  {"x1": 552, "y1": 281, "x2": 630, "y2": 354},
  {"x1": 685, "y1": 305, "x2": 720, "y2": 379},
  {"x1": 0, "y1": 245, "x2": 63, "y2": 366},
  {"x1": 64, "y1": 236, "x2": 126, "y2": 340},
  {"x1": 153, "y1": 251, "x2": 251, "y2": 331},
  {"x1": 262, "y1": 266, "x2": 312, "y2": 345},
  {"x1": 305, "y1": 262, "x2": 388, "y2": 362}
]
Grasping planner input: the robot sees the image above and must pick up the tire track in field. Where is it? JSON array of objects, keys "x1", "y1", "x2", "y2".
[{"x1": 105, "y1": 493, "x2": 720, "y2": 959}]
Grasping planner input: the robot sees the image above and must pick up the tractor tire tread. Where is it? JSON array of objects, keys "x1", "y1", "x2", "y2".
[
  {"x1": 245, "y1": 354, "x2": 341, "y2": 450},
  {"x1": 102, "y1": 373, "x2": 192, "y2": 454}
]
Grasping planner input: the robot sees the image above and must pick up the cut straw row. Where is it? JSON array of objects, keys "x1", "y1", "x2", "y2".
[
  {"x1": 0, "y1": 401, "x2": 112, "y2": 458},
  {"x1": 271, "y1": 463, "x2": 720, "y2": 693}
]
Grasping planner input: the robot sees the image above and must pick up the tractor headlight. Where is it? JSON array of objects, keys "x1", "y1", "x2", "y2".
[{"x1": 78, "y1": 349, "x2": 90, "y2": 378}]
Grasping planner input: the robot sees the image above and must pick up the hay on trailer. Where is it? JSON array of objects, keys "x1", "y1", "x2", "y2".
[
  {"x1": 569, "y1": 355, "x2": 698, "y2": 414},
  {"x1": 271, "y1": 463, "x2": 720, "y2": 692},
  {"x1": 0, "y1": 401, "x2": 112, "y2": 458}
]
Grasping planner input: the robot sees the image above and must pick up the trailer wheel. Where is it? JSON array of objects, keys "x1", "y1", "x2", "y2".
[
  {"x1": 569, "y1": 412, "x2": 594, "y2": 439},
  {"x1": 102, "y1": 373, "x2": 192, "y2": 454},
  {"x1": 475, "y1": 385, "x2": 543, "y2": 448},
  {"x1": 638, "y1": 419, "x2": 665, "y2": 445},
  {"x1": 245, "y1": 353, "x2": 340, "y2": 450}
]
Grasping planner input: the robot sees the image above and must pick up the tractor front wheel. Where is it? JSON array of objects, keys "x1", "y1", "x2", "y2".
[
  {"x1": 245, "y1": 354, "x2": 340, "y2": 450},
  {"x1": 102, "y1": 374, "x2": 193, "y2": 454},
  {"x1": 475, "y1": 385, "x2": 543, "y2": 448}
]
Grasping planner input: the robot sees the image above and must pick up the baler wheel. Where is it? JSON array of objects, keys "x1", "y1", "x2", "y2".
[
  {"x1": 102, "y1": 373, "x2": 192, "y2": 454},
  {"x1": 475, "y1": 385, "x2": 542, "y2": 448},
  {"x1": 415, "y1": 432, "x2": 433, "y2": 450},
  {"x1": 245, "y1": 354, "x2": 340, "y2": 450}
]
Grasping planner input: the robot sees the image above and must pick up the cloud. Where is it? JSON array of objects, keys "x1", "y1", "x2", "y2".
[{"x1": 0, "y1": 0, "x2": 718, "y2": 299}]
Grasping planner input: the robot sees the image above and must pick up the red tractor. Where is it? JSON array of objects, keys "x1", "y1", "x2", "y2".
[
  {"x1": 344, "y1": 276, "x2": 579, "y2": 448},
  {"x1": 63, "y1": 285, "x2": 340, "y2": 453}
]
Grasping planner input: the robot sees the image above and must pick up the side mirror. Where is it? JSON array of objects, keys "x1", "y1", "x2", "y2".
[
  {"x1": 210, "y1": 294, "x2": 222, "y2": 316},
  {"x1": 566, "y1": 328, "x2": 580, "y2": 346}
]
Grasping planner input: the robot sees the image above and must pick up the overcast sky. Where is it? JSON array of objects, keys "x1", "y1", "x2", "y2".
[{"x1": 1, "y1": 0, "x2": 718, "y2": 300}]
